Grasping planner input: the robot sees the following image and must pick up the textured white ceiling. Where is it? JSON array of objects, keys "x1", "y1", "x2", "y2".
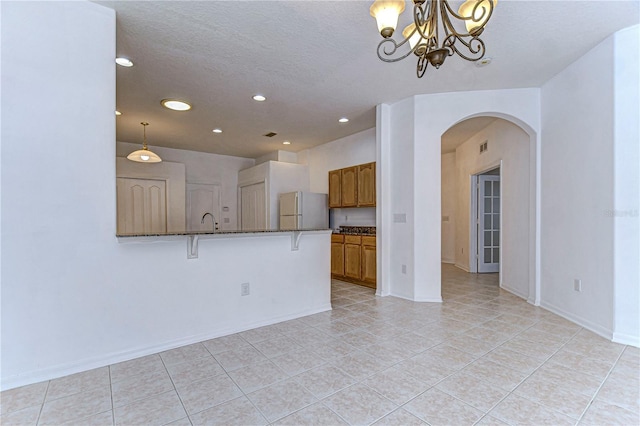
[{"x1": 97, "y1": 0, "x2": 639, "y2": 158}]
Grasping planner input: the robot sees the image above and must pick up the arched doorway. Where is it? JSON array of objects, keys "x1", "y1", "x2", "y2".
[{"x1": 440, "y1": 115, "x2": 537, "y2": 303}]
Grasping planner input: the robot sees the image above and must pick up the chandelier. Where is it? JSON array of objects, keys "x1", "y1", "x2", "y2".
[{"x1": 370, "y1": 0, "x2": 496, "y2": 78}]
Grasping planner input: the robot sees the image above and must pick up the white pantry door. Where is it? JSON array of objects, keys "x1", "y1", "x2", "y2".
[
  {"x1": 240, "y1": 182, "x2": 266, "y2": 230},
  {"x1": 187, "y1": 183, "x2": 221, "y2": 232},
  {"x1": 477, "y1": 175, "x2": 500, "y2": 273},
  {"x1": 116, "y1": 177, "x2": 167, "y2": 234}
]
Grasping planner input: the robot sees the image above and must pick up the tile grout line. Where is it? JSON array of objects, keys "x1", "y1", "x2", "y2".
[{"x1": 34, "y1": 380, "x2": 50, "y2": 426}]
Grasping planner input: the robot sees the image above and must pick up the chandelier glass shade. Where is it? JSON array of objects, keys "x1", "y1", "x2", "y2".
[
  {"x1": 127, "y1": 122, "x2": 162, "y2": 163},
  {"x1": 370, "y1": 0, "x2": 497, "y2": 78}
]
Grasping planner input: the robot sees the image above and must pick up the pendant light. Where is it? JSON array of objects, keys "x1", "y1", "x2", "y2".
[{"x1": 127, "y1": 122, "x2": 162, "y2": 163}]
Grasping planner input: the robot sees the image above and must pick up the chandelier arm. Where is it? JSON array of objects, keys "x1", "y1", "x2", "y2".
[
  {"x1": 445, "y1": 33, "x2": 486, "y2": 61},
  {"x1": 376, "y1": 37, "x2": 418, "y2": 62},
  {"x1": 416, "y1": 54, "x2": 429, "y2": 78}
]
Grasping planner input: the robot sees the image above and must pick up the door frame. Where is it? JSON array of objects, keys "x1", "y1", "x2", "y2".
[{"x1": 469, "y1": 160, "x2": 503, "y2": 283}]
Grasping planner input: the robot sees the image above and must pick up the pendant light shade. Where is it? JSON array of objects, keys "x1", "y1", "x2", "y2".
[{"x1": 127, "y1": 122, "x2": 162, "y2": 163}]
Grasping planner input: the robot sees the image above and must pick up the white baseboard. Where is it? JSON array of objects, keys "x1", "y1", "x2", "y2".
[
  {"x1": 454, "y1": 263, "x2": 470, "y2": 272},
  {"x1": 500, "y1": 283, "x2": 528, "y2": 301},
  {"x1": 389, "y1": 292, "x2": 442, "y2": 303},
  {"x1": 441, "y1": 259, "x2": 455, "y2": 264},
  {"x1": 1, "y1": 304, "x2": 331, "y2": 391},
  {"x1": 612, "y1": 331, "x2": 640, "y2": 348},
  {"x1": 540, "y1": 300, "x2": 613, "y2": 341}
]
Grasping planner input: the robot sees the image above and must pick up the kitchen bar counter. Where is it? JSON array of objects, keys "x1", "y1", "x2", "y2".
[
  {"x1": 117, "y1": 228, "x2": 330, "y2": 238},
  {"x1": 117, "y1": 229, "x2": 332, "y2": 259}
]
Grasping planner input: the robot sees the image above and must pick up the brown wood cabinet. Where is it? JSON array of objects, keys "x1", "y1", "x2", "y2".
[
  {"x1": 357, "y1": 163, "x2": 376, "y2": 207},
  {"x1": 328, "y1": 162, "x2": 375, "y2": 208},
  {"x1": 341, "y1": 166, "x2": 358, "y2": 207},
  {"x1": 344, "y1": 235, "x2": 362, "y2": 280},
  {"x1": 328, "y1": 170, "x2": 342, "y2": 208},
  {"x1": 361, "y1": 236, "x2": 377, "y2": 284},
  {"x1": 331, "y1": 234, "x2": 344, "y2": 276},
  {"x1": 331, "y1": 234, "x2": 376, "y2": 288}
]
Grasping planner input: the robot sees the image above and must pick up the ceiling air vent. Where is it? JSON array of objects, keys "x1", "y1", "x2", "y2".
[{"x1": 263, "y1": 132, "x2": 277, "y2": 138}]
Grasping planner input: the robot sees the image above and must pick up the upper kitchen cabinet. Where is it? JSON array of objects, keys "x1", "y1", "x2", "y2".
[
  {"x1": 328, "y1": 170, "x2": 342, "y2": 208},
  {"x1": 328, "y1": 162, "x2": 376, "y2": 208},
  {"x1": 341, "y1": 166, "x2": 358, "y2": 207},
  {"x1": 357, "y1": 162, "x2": 376, "y2": 207}
]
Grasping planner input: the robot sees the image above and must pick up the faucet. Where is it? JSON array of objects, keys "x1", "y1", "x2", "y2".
[{"x1": 201, "y1": 212, "x2": 217, "y2": 232}]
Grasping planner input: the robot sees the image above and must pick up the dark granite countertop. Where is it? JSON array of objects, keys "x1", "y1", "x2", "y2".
[{"x1": 117, "y1": 229, "x2": 331, "y2": 238}]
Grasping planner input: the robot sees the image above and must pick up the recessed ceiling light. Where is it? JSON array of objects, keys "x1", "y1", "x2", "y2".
[
  {"x1": 339, "y1": 117, "x2": 349, "y2": 123},
  {"x1": 115, "y1": 57, "x2": 133, "y2": 67},
  {"x1": 212, "y1": 128, "x2": 223, "y2": 134},
  {"x1": 252, "y1": 94, "x2": 266, "y2": 102},
  {"x1": 161, "y1": 99, "x2": 192, "y2": 111},
  {"x1": 115, "y1": 110, "x2": 122, "y2": 116},
  {"x1": 282, "y1": 141, "x2": 291, "y2": 145}
]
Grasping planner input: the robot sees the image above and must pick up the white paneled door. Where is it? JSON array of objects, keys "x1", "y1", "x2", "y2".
[
  {"x1": 116, "y1": 177, "x2": 167, "y2": 234},
  {"x1": 187, "y1": 183, "x2": 221, "y2": 232},
  {"x1": 240, "y1": 182, "x2": 266, "y2": 230},
  {"x1": 477, "y1": 175, "x2": 500, "y2": 273}
]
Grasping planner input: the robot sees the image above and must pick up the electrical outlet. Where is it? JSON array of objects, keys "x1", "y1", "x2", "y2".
[
  {"x1": 241, "y1": 282, "x2": 250, "y2": 296},
  {"x1": 574, "y1": 279, "x2": 582, "y2": 292},
  {"x1": 402, "y1": 264, "x2": 407, "y2": 274}
]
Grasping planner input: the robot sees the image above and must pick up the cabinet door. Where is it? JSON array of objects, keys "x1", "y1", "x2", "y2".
[
  {"x1": 328, "y1": 170, "x2": 342, "y2": 208},
  {"x1": 344, "y1": 243, "x2": 361, "y2": 280},
  {"x1": 361, "y1": 244, "x2": 377, "y2": 284},
  {"x1": 341, "y1": 166, "x2": 358, "y2": 207},
  {"x1": 331, "y1": 242, "x2": 344, "y2": 276},
  {"x1": 358, "y1": 162, "x2": 376, "y2": 207}
]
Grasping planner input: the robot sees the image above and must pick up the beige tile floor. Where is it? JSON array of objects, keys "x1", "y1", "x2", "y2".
[{"x1": 2, "y1": 264, "x2": 639, "y2": 425}]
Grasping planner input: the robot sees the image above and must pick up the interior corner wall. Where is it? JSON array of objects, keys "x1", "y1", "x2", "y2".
[
  {"x1": 540, "y1": 33, "x2": 616, "y2": 337},
  {"x1": 441, "y1": 152, "x2": 456, "y2": 264},
  {"x1": 300, "y1": 128, "x2": 376, "y2": 194},
  {"x1": 453, "y1": 120, "x2": 531, "y2": 299},
  {"x1": 116, "y1": 143, "x2": 254, "y2": 231},
  {"x1": 612, "y1": 25, "x2": 640, "y2": 346}
]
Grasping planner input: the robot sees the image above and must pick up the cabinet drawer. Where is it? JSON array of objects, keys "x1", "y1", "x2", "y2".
[
  {"x1": 344, "y1": 235, "x2": 361, "y2": 244},
  {"x1": 331, "y1": 234, "x2": 344, "y2": 243},
  {"x1": 361, "y1": 236, "x2": 376, "y2": 247}
]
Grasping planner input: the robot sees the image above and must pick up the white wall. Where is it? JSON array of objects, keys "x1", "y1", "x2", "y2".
[
  {"x1": 541, "y1": 33, "x2": 616, "y2": 337},
  {"x1": 612, "y1": 26, "x2": 640, "y2": 345},
  {"x1": 441, "y1": 152, "x2": 456, "y2": 263},
  {"x1": 541, "y1": 25, "x2": 639, "y2": 343},
  {"x1": 388, "y1": 98, "x2": 417, "y2": 300},
  {"x1": 1, "y1": 1, "x2": 331, "y2": 390},
  {"x1": 117, "y1": 142, "x2": 254, "y2": 230},
  {"x1": 298, "y1": 128, "x2": 376, "y2": 194},
  {"x1": 453, "y1": 120, "x2": 531, "y2": 298}
]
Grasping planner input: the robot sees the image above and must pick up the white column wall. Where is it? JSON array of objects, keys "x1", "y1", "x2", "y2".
[
  {"x1": 388, "y1": 98, "x2": 417, "y2": 300},
  {"x1": 441, "y1": 152, "x2": 456, "y2": 264}
]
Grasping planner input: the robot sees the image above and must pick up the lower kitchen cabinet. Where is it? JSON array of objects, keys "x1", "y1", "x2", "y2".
[
  {"x1": 331, "y1": 234, "x2": 376, "y2": 288},
  {"x1": 344, "y1": 236, "x2": 362, "y2": 280},
  {"x1": 331, "y1": 235, "x2": 344, "y2": 276},
  {"x1": 361, "y1": 236, "x2": 377, "y2": 285}
]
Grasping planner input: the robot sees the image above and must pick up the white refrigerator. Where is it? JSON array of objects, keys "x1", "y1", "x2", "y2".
[{"x1": 279, "y1": 192, "x2": 328, "y2": 230}]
